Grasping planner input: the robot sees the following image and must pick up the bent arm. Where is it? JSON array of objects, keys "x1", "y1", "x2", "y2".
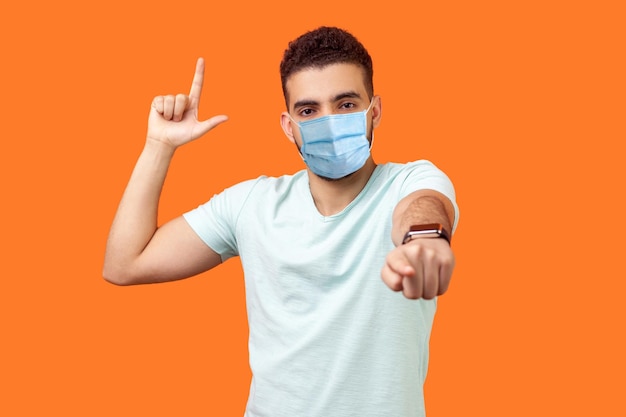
[
  {"x1": 103, "y1": 58, "x2": 226, "y2": 285},
  {"x1": 102, "y1": 141, "x2": 222, "y2": 285}
]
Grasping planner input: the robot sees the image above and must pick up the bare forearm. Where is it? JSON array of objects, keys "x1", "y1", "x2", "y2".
[
  {"x1": 103, "y1": 140, "x2": 176, "y2": 278},
  {"x1": 391, "y1": 191, "x2": 455, "y2": 246},
  {"x1": 384, "y1": 190, "x2": 457, "y2": 299}
]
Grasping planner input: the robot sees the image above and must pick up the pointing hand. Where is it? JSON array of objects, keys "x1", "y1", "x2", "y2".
[{"x1": 381, "y1": 238, "x2": 455, "y2": 300}]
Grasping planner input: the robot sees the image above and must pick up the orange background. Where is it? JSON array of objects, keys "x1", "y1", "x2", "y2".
[{"x1": 1, "y1": 0, "x2": 624, "y2": 415}]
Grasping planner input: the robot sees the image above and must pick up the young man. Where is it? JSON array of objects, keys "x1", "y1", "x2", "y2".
[{"x1": 104, "y1": 26, "x2": 458, "y2": 417}]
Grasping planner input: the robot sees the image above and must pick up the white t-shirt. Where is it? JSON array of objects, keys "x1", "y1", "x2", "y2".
[{"x1": 183, "y1": 161, "x2": 459, "y2": 417}]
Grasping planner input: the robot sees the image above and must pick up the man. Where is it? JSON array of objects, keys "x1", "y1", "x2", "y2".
[{"x1": 104, "y1": 26, "x2": 458, "y2": 417}]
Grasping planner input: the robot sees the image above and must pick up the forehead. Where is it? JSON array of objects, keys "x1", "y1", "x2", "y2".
[{"x1": 285, "y1": 63, "x2": 368, "y2": 108}]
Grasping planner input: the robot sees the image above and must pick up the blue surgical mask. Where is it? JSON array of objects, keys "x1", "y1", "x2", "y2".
[{"x1": 290, "y1": 100, "x2": 374, "y2": 179}]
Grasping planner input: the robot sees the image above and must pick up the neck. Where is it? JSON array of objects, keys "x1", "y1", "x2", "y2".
[{"x1": 307, "y1": 158, "x2": 377, "y2": 216}]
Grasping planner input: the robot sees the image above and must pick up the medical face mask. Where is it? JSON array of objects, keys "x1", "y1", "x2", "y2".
[{"x1": 290, "y1": 100, "x2": 374, "y2": 179}]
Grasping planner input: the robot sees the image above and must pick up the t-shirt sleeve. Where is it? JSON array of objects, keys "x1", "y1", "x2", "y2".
[
  {"x1": 182, "y1": 178, "x2": 261, "y2": 261},
  {"x1": 399, "y1": 160, "x2": 460, "y2": 233}
]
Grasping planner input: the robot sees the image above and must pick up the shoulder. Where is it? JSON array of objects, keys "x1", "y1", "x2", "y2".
[
  {"x1": 215, "y1": 170, "x2": 307, "y2": 205},
  {"x1": 230, "y1": 170, "x2": 307, "y2": 194},
  {"x1": 377, "y1": 160, "x2": 456, "y2": 199},
  {"x1": 376, "y1": 160, "x2": 448, "y2": 181},
  {"x1": 381, "y1": 159, "x2": 440, "y2": 171}
]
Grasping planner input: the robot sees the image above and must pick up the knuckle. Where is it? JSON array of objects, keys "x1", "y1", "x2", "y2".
[
  {"x1": 422, "y1": 287, "x2": 435, "y2": 299},
  {"x1": 403, "y1": 289, "x2": 419, "y2": 300},
  {"x1": 389, "y1": 279, "x2": 403, "y2": 292},
  {"x1": 382, "y1": 270, "x2": 402, "y2": 291},
  {"x1": 440, "y1": 252, "x2": 455, "y2": 267}
]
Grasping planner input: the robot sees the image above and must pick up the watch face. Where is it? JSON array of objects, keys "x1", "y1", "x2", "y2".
[
  {"x1": 402, "y1": 230, "x2": 440, "y2": 244},
  {"x1": 403, "y1": 224, "x2": 451, "y2": 245},
  {"x1": 409, "y1": 223, "x2": 444, "y2": 233}
]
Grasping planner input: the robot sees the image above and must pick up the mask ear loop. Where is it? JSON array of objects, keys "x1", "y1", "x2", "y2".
[
  {"x1": 365, "y1": 97, "x2": 376, "y2": 150},
  {"x1": 285, "y1": 114, "x2": 306, "y2": 160},
  {"x1": 364, "y1": 98, "x2": 375, "y2": 115}
]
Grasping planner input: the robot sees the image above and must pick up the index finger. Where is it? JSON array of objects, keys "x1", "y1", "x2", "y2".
[{"x1": 188, "y1": 57, "x2": 205, "y2": 108}]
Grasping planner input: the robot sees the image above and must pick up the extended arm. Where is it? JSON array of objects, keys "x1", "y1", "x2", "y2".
[
  {"x1": 381, "y1": 189, "x2": 456, "y2": 299},
  {"x1": 103, "y1": 58, "x2": 227, "y2": 285}
]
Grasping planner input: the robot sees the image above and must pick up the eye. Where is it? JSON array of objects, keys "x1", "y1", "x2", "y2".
[
  {"x1": 340, "y1": 102, "x2": 356, "y2": 110},
  {"x1": 298, "y1": 108, "x2": 315, "y2": 117}
]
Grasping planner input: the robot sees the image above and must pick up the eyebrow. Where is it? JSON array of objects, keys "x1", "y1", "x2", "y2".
[
  {"x1": 292, "y1": 91, "x2": 364, "y2": 111},
  {"x1": 292, "y1": 99, "x2": 319, "y2": 110},
  {"x1": 332, "y1": 91, "x2": 362, "y2": 102}
]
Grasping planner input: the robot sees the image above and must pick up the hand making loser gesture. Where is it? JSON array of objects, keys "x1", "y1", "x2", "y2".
[{"x1": 147, "y1": 58, "x2": 228, "y2": 149}]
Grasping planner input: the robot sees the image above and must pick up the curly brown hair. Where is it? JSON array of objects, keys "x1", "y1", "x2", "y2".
[{"x1": 280, "y1": 26, "x2": 374, "y2": 107}]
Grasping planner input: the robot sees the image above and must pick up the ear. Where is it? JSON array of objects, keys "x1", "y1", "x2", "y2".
[
  {"x1": 371, "y1": 95, "x2": 382, "y2": 128},
  {"x1": 280, "y1": 112, "x2": 297, "y2": 144}
]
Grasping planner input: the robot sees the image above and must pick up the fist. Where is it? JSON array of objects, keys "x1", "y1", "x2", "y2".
[{"x1": 381, "y1": 238, "x2": 455, "y2": 300}]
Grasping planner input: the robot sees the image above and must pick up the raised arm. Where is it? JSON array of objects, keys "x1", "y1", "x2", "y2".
[
  {"x1": 103, "y1": 58, "x2": 228, "y2": 286},
  {"x1": 381, "y1": 190, "x2": 457, "y2": 299}
]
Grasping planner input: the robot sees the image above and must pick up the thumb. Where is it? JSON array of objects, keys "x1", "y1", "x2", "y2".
[
  {"x1": 387, "y1": 248, "x2": 415, "y2": 277},
  {"x1": 382, "y1": 250, "x2": 414, "y2": 293},
  {"x1": 194, "y1": 115, "x2": 229, "y2": 137}
]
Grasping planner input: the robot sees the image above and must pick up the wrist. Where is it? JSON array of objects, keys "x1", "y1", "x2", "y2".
[{"x1": 143, "y1": 137, "x2": 177, "y2": 159}]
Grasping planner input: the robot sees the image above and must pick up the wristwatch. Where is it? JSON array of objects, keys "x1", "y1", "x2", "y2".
[{"x1": 402, "y1": 223, "x2": 451, "y2": 245}]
